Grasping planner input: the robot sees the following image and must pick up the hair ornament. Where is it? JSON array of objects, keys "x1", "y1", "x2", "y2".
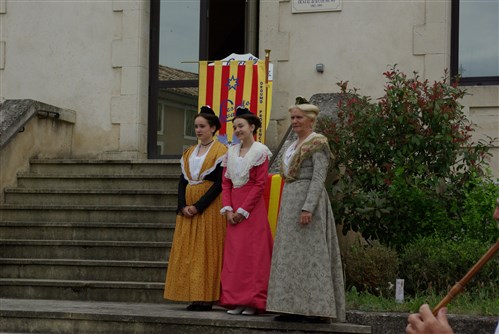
[
  {"x1": 200, "y1": 105, "x2": 216, "y2": 115},
  {"x1": 235, "y1": 106, "x2": 253, "y2": 117},
  {"x1": 295, "y1": 96, "x2": 309, "y2": 105}
]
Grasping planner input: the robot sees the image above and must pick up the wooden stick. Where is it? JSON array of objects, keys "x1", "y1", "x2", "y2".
[{"x1": 432, "y1": 239, "x2": 499, "y2": 316}]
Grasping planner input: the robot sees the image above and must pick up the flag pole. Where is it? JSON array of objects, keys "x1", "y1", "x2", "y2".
[
  {"x1": 264, "y1": 49, "x2": 271, "y2": 143},
  {"x1": 264, "y1": 49, "x2": 271, "y2": 96}
]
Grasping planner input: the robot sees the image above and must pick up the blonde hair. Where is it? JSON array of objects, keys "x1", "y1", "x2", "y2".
[{"x1": 288, "y1": 103, "x2": 320, "y2": 123}]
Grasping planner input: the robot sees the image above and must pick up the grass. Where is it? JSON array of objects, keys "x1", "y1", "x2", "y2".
[{"x1": 345, "y1": 287, "x2": 499, "y2": 316}]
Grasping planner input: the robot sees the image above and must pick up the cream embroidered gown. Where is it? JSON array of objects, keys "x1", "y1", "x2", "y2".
[{"x1": 266, "y1": 133, "x2": 346, "y2": 321}]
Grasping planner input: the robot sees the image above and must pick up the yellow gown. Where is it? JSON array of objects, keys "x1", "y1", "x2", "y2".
[{"x1": 164, "y1": 141, "x2": 227, "y2": 302}]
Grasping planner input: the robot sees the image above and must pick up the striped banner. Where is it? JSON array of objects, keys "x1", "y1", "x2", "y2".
[
  {"x1": 198, "y1": 59, "x2": 269, "y2": 144},
  {"x1": 263, "y1": 174, "x2": 285, "y2": 238}
]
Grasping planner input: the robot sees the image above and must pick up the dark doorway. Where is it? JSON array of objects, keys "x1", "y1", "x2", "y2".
[{"x1": 207, "y1": 1, "x2": 246, "y2": 60}]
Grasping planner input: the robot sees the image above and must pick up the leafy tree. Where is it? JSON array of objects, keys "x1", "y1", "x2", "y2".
[{"x1": 317, "y1": 66, "x2": 498, "y2": 250}]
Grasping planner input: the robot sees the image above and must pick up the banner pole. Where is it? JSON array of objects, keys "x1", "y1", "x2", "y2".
[{"x1": 264, "y1": 50, "x2": 271, "y2": 143}]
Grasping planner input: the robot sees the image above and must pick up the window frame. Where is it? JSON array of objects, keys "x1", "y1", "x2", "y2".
[
  {"x1": 451, "y1": 0, "x2": 499, "y2": 86},
  {"x1": 148, "y1": 0, "x2": 200, "y2": 158},
  {"x1": 148, "y1": 0, "x2": 259, "y2": 158}
]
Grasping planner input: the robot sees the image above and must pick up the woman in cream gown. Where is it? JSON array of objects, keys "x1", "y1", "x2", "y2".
[{"x1": 266, "y1": 98, "x2": 345, "y2": 323}]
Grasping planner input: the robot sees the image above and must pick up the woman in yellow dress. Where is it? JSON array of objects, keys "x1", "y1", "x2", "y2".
[{"x1": 164, "y1": 106, "x2": 227, "y2": 311}]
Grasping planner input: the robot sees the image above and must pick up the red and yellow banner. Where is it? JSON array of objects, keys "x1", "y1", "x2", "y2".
[
  {"x1": 198, "y1": 60, "x2": 270, "y2": 144},
  {"x1": 264, "y1": 174, "x2": 285, "y2": 238}
]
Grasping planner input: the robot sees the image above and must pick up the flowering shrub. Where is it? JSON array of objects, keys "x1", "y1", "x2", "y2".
[{"x1": 317, "y1": 66, "x2": 498, "y2": 250}]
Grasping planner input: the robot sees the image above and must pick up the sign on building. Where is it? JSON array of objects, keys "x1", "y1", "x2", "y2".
[{"x1": 292, "y1": 0, "x2": 342, "y2": 13}]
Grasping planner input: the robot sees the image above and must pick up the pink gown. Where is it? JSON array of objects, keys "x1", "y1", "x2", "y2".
[{"x1": 219, "y1": 142, "x2": 274, "y2": 312}]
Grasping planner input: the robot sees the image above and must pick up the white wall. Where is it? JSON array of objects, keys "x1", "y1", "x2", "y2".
[
  {"x1": 0, "y1": 0, "x2": 149, "y2": 159},
  {"x1": 260, "y1": 0, "x2": 498, "y2": 177}
]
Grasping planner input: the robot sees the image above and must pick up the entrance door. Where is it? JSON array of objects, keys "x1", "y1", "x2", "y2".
[{"x1": 148, "y1": 0, "x2": 258, "y2": 158}]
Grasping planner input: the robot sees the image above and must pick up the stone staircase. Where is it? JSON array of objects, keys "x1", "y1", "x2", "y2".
[
  {"x1": 0, "y1": 159, "x2": 374, "y2": 333},
  {"x1": 0, "y1": 159, "x2": 179, "y2": 303}
]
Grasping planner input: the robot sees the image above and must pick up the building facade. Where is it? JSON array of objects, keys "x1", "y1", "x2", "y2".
[{"x1": 0, "y1": 0, "x2": 497, "y2": 175}]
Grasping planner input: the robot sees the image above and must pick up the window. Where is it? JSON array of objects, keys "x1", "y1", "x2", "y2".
[
  {"x1": 157, "y1": 103, "x2": 164, "y2": 135},
  {"x1": 148, "y1": 0, "x2": 258, "y2": 158},
  {"x1": 451, "y1": 0, "x2": 499, "y2": 85},
  {"x1": 184, "y1": 108, "x2": 197, "y2": 140}
]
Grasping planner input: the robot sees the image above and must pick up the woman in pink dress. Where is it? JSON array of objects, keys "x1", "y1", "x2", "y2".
[{"x1": 219, "y1": 107, "x2": 273, "y2": 315}]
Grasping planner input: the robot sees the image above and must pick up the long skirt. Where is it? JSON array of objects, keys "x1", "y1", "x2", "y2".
[
  {"x1": 219, "y1": 186, "x2": 273, "y2": 311},
  {"x1": 164, "y1": 181, "x2": 226, "y2": 302},
  {"x1": 266, "y1": 179, "x2": 345, "y2": 321}
]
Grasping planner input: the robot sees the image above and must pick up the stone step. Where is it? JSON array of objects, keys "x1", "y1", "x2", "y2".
[
  {"x1": 3, "y1": 188, "x2": 178, "y2": 206},
  {"x1": 0, "y1": 204, "x2": 177, "y2": 223},
  {"x1": 0, "y1": 221, "x2": 175, "y2": 241},
  {"x1": 0, "y1": 279, "x2": 165, "y2": 303},
  {"x1": 0, "y1": 240, "x2": 171, "y2": 261},
  {"x1": 0, "y1": 259, "x2": 167, "y2": 282},
  {"x1": 0, "y1": 159, "x2": 183, "y2": 305},
  {"x1": 0, "y1": 299, "x2": 372, "y2": 334},
  {"x1": 16, "y1": 173, "x2": 180, "y2": 190},
  {"x1": 28, "y1": 159, "x2": 181, "y2": 176}
]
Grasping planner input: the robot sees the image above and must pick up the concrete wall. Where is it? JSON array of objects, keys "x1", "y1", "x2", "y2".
[
  {"x1": 260, "y1": 0, "x2": 498, "y2": 177},
  {"x1": 0, "y1": 0, "x2": 149, "y2": 159},
  {"x1": 0, "y1": 116, "x2": 74, "y2": 201},
  {"x1": 463, "y1": 86, "x2": 499, "y2": 177}
]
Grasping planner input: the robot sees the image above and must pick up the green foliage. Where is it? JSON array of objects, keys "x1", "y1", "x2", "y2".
[
  {"x1": 344, "y1": 241, "x2": 399, "y2": 297},
  {"x1": 460, "y1": 176, "x2": 499, "y2": 242},
  {"x1": 399, "y1": 236, "x2": 499, "y2": 296},
  {"x1": 317, "y1": 66, "x2": 498, "y2": 250}
]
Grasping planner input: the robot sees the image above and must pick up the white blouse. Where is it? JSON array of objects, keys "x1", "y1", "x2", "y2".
[
  {"x1": 189, "y1": 144, "x2": 211, "y2": 180},
  {"x1": 180, "y1": 141, "x2": 219, "y2": 185}
]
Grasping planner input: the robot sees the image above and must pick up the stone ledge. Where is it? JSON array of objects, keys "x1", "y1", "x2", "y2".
[
  {"x1": 0, "y1": 298, "x2": 370, "y2": 334},
  {"x1": 0, "y1": 99, "x2": 76, "y2": 149},
  {"x1": 1, "y1": 298, "x2": 496, "y2": 333}
]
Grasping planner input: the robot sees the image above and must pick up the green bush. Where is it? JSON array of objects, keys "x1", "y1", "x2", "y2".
[
  {"x1": 317, "y1": 66, "x2": 497, "y2": 250},
  {"x1": 460, "y1": 175, "x2": 499, "y2": 243},
  {"x1": 399, "y1": 235, "x2": 499, "y2": 296},
  {"x1": 344, "y1": 240, "x2": 399, "y2": 297}
]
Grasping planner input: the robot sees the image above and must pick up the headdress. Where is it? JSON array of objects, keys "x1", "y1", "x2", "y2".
[
  {"x1": 295, "y1": 96, "x2": 309, "y2": 105},
  {"x1": 235, "y1": 106, "x2": 253, "y2": 117},
  {"x1": 198, "y1": 105, "x2": 221, "y2": 132},
  {"x1": 231, "y1": 106, "x2": 261, "y2": 134},
  {"x1": 200, "y1": 105, "x2": 216, "y2": 115}
]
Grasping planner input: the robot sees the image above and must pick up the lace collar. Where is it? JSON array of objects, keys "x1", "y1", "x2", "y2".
[{"x1": 223, "y1": 141, "x2": 272, "y2": 188}]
